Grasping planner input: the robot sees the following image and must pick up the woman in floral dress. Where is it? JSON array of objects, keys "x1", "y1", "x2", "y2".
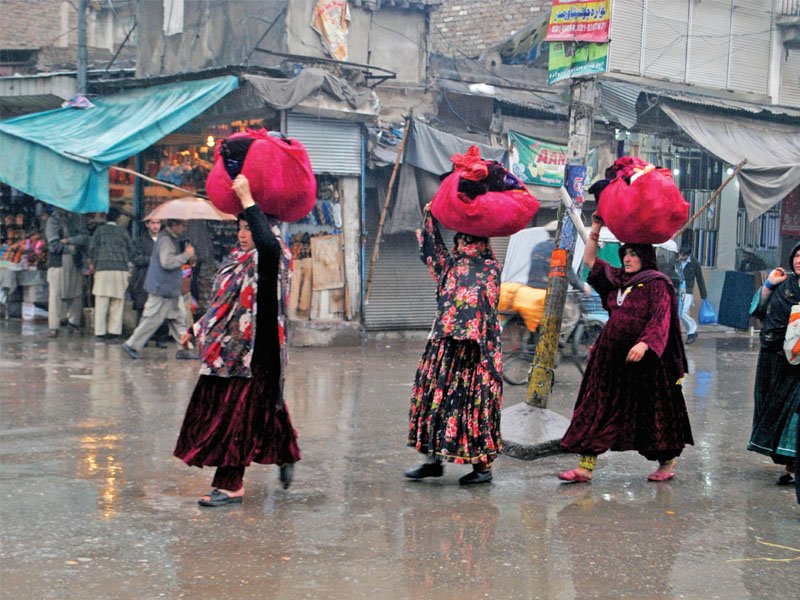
[{"x1": 405, "y1": 204, "x2": 503, "y2": 485}]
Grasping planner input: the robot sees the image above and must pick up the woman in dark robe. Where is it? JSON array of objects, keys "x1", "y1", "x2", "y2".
[
  {"x1": 405, "y1": 204, "x2": 503, "y2": 485},
  {"x1": 747, "y1": 241, "x2": 800, "y2": 486},
  {"x1": 174, "y1": 175, "x2": 301, "y2": 506},
  {"x1": 558, "y1": 213, "x2": 693, "y2": 483}
]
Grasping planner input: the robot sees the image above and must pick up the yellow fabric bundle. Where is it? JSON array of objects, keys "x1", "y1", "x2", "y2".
[{"x1": 499, "y1": 282, "x2": 546, "y2": 332}]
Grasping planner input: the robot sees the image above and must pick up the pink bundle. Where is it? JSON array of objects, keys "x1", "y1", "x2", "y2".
[
  {"x1": 206, "y1": 129, "x2": 317, "y2": 222},
  {"x1": 430, "y1": 146, "x2": 539, "y2": 237},
  {"x1": 596, "y1": 158, "x2": 689, "y2": 244}
]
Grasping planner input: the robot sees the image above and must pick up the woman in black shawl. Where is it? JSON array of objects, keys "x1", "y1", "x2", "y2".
[
  {"x1": 558, "y1": 214, "x2": 693, "y2": 483},
  {"x1": 748, "y1": 241, "x2": 800, "y2": 486}
]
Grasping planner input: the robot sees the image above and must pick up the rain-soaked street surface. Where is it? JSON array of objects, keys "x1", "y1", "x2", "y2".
[{"x1": 1, "y1": 321, "x2": 797, "y2": 600}]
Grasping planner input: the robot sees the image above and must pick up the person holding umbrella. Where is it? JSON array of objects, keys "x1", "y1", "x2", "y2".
[
  {"x1": 174, "y1": 175, "x2": 301, "y2": 505},
  {"x1": 121, "y1": 218, "x2": 195, "y2": 359}
]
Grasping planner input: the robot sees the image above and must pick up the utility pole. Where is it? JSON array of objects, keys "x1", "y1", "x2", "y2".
[
  {"x1": 527, "y1": 77, "x2": 596, "y2": 408},
  {"x1": 77, "y1": 0, "x2": 88, "y2": 94}
]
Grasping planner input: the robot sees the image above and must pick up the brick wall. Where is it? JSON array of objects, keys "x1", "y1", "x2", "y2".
[
  {"x1": 429, "y1": 1, "x2": 550, "y2": 57},
  {"x1": 0, "y1": 0, "x2": 76, "y2": 49}
]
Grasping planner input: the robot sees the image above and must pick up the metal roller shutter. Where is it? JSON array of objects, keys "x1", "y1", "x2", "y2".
[
  {"x1": 363, "y1": 231, "x2": 511, "y2": 331},
  {"x1": 780, "y1": 48, "x2": 800, "y2": 106},
  {"x1": 286, "y1": 115, "x2": 362, "y2": 175},
  {"x1": 686, "y1": 0, "x2": 732, "y2": 89},
  {"x1": 643, "y1": 0, "x2": 689, "y2": 81},
  {"x1": 728, "y1": 3, "x2": 772, "y2": 95},
  {"x1": 609, "y1": 0, "x2": 645, "y2": 75}
]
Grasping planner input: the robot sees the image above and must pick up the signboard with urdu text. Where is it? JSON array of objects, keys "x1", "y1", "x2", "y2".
[{"x1": 545, "y1": 0, "x2": 612, "y2": 43}]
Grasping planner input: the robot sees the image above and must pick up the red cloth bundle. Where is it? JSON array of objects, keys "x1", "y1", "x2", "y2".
[
  {"x1": 430, "y1": 147, "x2": 539, "y2": 238},
  {"x1": 206, "y1": 129, "x2": 317, "y2": 222},
  {"x1": 596, "y1": 164, "x2": 689, "y2": 244}
]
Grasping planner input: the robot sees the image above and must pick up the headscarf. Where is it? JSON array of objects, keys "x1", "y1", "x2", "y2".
[
  {"x1": 193, "y1": 244, "x2": 259, "y2": 378},
  {"x1": 598, "y1": 242, "x2": 688, "y2": 381},
  {"x1": 760, "y1": 241, "x2": 800, "y2": 350},
  {"x1": 193, "y1": 214, "x2": 292, "y2": 379}
]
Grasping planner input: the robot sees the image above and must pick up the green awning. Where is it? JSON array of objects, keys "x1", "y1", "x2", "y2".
[{"x1": 0, "y1": 75, "x2": 238, "y2": 213}]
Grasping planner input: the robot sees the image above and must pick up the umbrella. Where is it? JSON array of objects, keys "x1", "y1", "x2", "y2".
[{"x1": 144, "y1": 197, "x2": 237, "y2": 221}]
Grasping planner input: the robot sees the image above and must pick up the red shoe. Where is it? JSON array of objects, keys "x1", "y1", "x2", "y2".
[
  {"x1": 558, "y1": 468, "x2": 592, "y2": 483},
  {"x1": 647, "y1": 470, "x2": 675, "y2": 482}
]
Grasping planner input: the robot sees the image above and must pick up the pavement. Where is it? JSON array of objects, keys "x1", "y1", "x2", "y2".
[{"x1": 1, "y1": 321, "x2": 798, "y2": 600}]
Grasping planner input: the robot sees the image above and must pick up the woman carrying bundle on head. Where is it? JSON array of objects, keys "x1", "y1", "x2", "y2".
[
  {"x1": 174, "y1": 174, "x2": 301, "y2": 506},
  {"x1": 557, "y1": 212, "x2": 694, "y2": 483},
  {"x1": 404, "y1": 147, "x2": 539, "y2": 485}
]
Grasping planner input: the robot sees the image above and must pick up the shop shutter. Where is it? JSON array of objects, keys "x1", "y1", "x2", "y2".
[
  {"x1": 608, "y1": 0, "x2": 645, "y2": 75},
  {"x1": 780, "y1": 48, "x2": 800, "y2": 106},
  {"x1": 686, "y1": 0, "x2": 732, "y2": 89},
  {"x1": 363, "y1": 232, "x2": 512, "y2": 331},
  {"x1": 364, "y1": 232, "x2": 437, "y2": 330},
  {"x1": 728, "y1": 3, "x2": 772, "y2": 95},
  {"x1": 643, "y1": 0, "x2": 689, "y2": 82},
  {"x1": 286, "y1": 115, "x2": 362, "y2": 175}
]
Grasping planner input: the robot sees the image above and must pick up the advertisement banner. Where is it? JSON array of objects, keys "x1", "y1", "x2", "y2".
[
  {"x1": 509, "y1": 131, "x2": 567, "y2": 187},
  {"x1": 548, "y1": 41, "x2": 608, "y2": 84},
  {"x1": 545, "y1": 0, "x2": 612, "y2": 43}
]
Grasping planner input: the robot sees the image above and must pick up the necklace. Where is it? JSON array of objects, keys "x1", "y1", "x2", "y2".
[{"x1": 616, "y1": 286, "x2": 633, "y2": 306}]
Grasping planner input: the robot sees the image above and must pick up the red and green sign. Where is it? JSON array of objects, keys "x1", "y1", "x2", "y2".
[{"x1": 545, "y1": 0, "x2": 612, "y2": 43}]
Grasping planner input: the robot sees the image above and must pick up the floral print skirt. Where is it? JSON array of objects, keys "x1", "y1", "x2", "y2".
[{"x1": 408, "y1": 338, "x2": 502, "y2": 465}]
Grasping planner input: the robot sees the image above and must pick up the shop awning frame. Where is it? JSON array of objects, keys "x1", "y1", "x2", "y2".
[{"x1": 0, "y1": 75, "x2": 238, "y2": 213}]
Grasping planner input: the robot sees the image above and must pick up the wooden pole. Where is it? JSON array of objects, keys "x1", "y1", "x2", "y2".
[
  {"x1": 527, "y1": 77, "x2": 597, "y2": 408},
  {"x1": 364, "y1": 115, "x2": 411, "y2": 304},
  {"x1": 671, "y1": 159, "x2": 746, "y2": 241},
  {"x1": 109, "y1": 165, "x2": 206, "y2": 200}
]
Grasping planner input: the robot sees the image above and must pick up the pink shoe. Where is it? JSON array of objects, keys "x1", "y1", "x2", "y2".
[
  {"x1": 647, "y1": 470, "x2": 675, "y2": 482},
  {"x1": 558, "y1": 468, "x2": 592, "y2": 483}
]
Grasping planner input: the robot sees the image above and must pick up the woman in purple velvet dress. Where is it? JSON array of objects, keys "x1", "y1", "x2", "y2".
[
  {"x1": 174, "y1": 175, "x2": 300, "y2": 506},
  {"x1": 558, "y1": 214, "x2": 693, "y2": 483}
]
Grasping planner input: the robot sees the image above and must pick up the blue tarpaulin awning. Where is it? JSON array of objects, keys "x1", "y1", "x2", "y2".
[{"x1": 0, "y1": 75, "x2": 239, "y2": 213}]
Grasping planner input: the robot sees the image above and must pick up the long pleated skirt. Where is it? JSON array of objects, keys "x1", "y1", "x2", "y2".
[
  {"x1": 174, "y1": 363, "x2": 301, "y2": 468},
  {"x1": 407, "y1": 338, "x2": 502, "y2": 465},
  {"x1": 748, "y1": 349, "x2": 800, "y2": 465}
]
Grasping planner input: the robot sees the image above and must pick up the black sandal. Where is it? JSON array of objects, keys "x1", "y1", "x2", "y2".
[
  {"x1": 198, "y1": 489, "x2": 243, "y2": 507},
  {"x1": 777, "y1": 472, "x2": 796, "y2": 486}
]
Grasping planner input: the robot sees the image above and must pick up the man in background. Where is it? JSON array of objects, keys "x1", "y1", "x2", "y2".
[
  {"x1": 678, "y1": 243, "x2": 707, "y2": 345},
  {"x1": 738, "y1": 246, "x2": 767, "y2": 273},
  {"x1": 122, "y1": 219, "x2": 195, "y2": 359}
]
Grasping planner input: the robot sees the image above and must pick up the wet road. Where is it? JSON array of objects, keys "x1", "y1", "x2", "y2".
[{"x1": 1, "y1": 322, "x2": 797, "y2": 600}]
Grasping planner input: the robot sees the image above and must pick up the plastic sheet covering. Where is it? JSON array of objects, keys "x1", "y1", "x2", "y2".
[
  {"x1": 661, "y1": 103, "x2": 800, "y2": 221},
  {"x1": 0, "y1": 76, "x2": 238, "y2": 213}
]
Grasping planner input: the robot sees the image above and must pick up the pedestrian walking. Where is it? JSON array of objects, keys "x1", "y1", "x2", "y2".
[
  {"x1": 88, "y1": 208, "x2": 133, "y2": 339},
  {"x1": 747, "y1": 241, "x2": 800, "y2": 487},
  {"x1": 44, "y1": 209, "x2": 88, "y2": 338},
  {"x1": 174, "y1": 174, "x2": 301, "y2": 506},
  {"x1": 405, "y1": 203, "x2": 503, "y2": 485},
  {"x1": 678, "y1": 243, "x2": 707, "y2": 344},
  {"x1": 121, "y1": 219, "x2": 195, "y2": 359},
  {"x1": 128, "y1": 217, "x2": 170, "y2": 347},
  {"x1": 558, "y1": 213, "x2": 693, "y2": 483}
]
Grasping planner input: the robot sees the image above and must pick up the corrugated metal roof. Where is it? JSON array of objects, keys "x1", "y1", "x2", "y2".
[{"x1": 597, "y1": 78, "x2": 800, "y2": 129}]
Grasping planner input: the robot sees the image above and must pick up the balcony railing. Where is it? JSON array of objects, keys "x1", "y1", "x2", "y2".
[{"x1": 779, "y1": 0, "x2": 800, "y2": 16}]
